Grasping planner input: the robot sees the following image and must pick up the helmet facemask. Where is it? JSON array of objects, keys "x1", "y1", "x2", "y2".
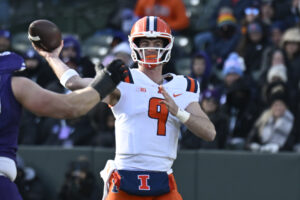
[
  {"x1": 129, "y1": 33, "x2": 173, "y2": 68},
  {"x1": 129, "y1": 16, "x2": 174, "y2": 69}
]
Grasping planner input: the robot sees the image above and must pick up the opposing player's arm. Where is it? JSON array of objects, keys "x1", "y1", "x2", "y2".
[
  {"x1": 32, "y1": 41, "x2": 123, "y2": 105},
  {"x1": 12, "y1": 77, "x2": 100, "y2": 119},
  {"x1": 42, "y1": 54, "x2": 120, "y2": 105},
  {"x1": 43, "y1": 56, "x2": 122, "y2": 105},
  {"x1": 159, "y1": 86, "x2": 216, "y2": 141},
  {"x1": 32, "y1": 41, "x2": 92, "y2": 90}
]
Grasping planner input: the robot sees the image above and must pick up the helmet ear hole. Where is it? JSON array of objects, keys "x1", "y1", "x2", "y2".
[
  {"x1": 162, "y1": 38, "x2": 169, "y2": 47},
  {"x1": 134, "y1": 49, "x2": 141, "y2": 60},
  {"x1": 133, "y1": 38, "x2": 141, "y2": 47},
  {"x1": 161, "y1": 51, "x2": 168, "y2": 60}
]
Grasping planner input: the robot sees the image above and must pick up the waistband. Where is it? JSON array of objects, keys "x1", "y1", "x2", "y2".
[{"x1": 110, "y1": 171, "x2": 178, "y2": 191}]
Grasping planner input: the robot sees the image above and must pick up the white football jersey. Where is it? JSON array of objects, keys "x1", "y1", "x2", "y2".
[{"x1": 111, "y1": 69, "x2": 200, "y2": 171}]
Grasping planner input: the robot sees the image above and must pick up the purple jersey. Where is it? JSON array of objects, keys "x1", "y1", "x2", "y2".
[{"x1": 0, "y1": 51, "x2": 26, "y2": 162}]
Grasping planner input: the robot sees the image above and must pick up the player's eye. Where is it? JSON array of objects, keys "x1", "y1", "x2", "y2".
[
  {"x1": 139, "y1": 41, "x2": 149, "y2": 47},
  {"x1": 154, "y1": 43, "x2": 163, "y2": 47},
  {"x1": 153, "y1": 40, "x2": 164, "y2": 48}
]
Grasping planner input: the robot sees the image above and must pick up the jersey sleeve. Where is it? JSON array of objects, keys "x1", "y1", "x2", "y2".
[
  {"x1": 113, "y1": 69, "x2": 134, "y2": 111},
  {"x1": 122, "y1": 68, "x2": 134, "y2": 84},
  {"x1": 182, "y1": 76, "x2": 200, "y2": 108},
  {"x1": 0, "y1": 51, "x2": 26, "y2": 73}
]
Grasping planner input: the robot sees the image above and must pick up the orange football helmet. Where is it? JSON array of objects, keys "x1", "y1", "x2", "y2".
[{"x1": 128, "y1": 16, "x2": 174, "y2": 68}]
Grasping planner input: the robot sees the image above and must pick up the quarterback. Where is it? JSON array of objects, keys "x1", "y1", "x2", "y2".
[{"x1": 33, "y1": 16, "x2": 216, "y2": 200}]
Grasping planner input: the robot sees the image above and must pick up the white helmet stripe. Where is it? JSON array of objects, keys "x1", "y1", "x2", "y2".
[{"x1": 149, "y1": 16, "x2": 155, "y2": 31}]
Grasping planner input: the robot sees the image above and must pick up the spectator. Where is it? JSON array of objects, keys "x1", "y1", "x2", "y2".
[
  {"x1": 259, "y1": 48, "x2": 288, "y2": 84},
  {"x1": 272, "y1": 0, "x2": 299, "y2": 28},
  {"x1": 92, "y1": 28, "x2": 128, "y2": 62},
  {"x1": 260, "y1": 0, "x2": 275, "y2": 26},
  {"x1": 220, "y1": 77, "x2": 259, "y2": 149},
  {"x1": 216, "y1": 52, "x2": 246, "y2": 102},
  {"x1": 134, "y1": 0, "x2": 189, "y2": 31},
  {"x1": 16, "y1": 49, "x2": 56, "y2": 88},
  {"x1": 215, "y1": 53, "x2": 259, "y2": 148},
  {"x1": 0, "y1": 29, "x2": 11, "y2": 52},
  {"x1": 89, "y1": 104, "x2": 116, "y2": 148},
  {"x1": 269, "y1": 22, "x2": 286, "y2": 48},
  {"x1": 15, "y1": 155, "x2": 46, "y2": 200},
  {"x1": 239, "y1": 1, "x2": 262, "y2": 35},
  {"x1": 236, "y1": 21, "x2": 270, "y2": 80},
  {"x1": 181, "y1": 88, "x2": 229, "y2": 149},
  {"x1": 40, "y1": 75, "x2": 95, "y2": 146},
  {"x1": 280, "y1": 27, "x2": 300, "y2": 89},
  {"x1": 107, "y1": 8, "x2": 139, "y2": 35},
  {"x1": 120, "y1": 9, "x2": 139, "y2": 35},
  {"x1": 246, "y1": 82, "x2": 294, "y2": 153},
  {"x1": 259, "y1": 22, "x2": 286, "y2": 83},
  {"x1": 258, "y1": 64, "x2": 289, "y2": 109},
  {"x1": 59, "y1": 156, "x2": 99, "y2": 200},
  {"x1": 18, "y1": 108, "x2": 43, "y2": 145},
  {"x1": 194, "y1": 10, "x2": 241, "y2": 69},
  {"x1": 61, "y1": 35, "x2": 95, "y2": 78},
  {"x1": 38, "y1": 116, "x2": 95, "y2": 147},
  {"x1": 212, "y1": 0, "x2": 252, "y2": 24},
  {"x1": 112, "y1": 42, "x2": 133, "y2": 67},
  {"x1": 189, "y1": 51, "x2": 218, "y2": 91},
  {"x1": 102, "y1": 41, "x2": 133, "y2": 67},
  {"x1": 269, "y1": 48, "x2": 287, "y2": 66},
  {"x1": 266, "y1": 64, "x2": 288, "y2": 84}
]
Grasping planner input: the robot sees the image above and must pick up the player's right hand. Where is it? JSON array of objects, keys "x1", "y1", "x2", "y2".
[
  {"x1": 104, "y1": 59, "x2": 128, "y2": 85},
  {"x1": 31, "y1": 40, "x2": 63, "y2": 59},
  {"x1": 91, "y1": 59, "x2": 127, "y2": 99}
]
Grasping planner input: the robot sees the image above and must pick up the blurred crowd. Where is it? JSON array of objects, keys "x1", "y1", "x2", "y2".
[
  {"x1": 1, "y1": 0, "x2": 300, "y2": 155},
  {"x1": 14, "y1": 155, "x2": 100, "y2": 200}
]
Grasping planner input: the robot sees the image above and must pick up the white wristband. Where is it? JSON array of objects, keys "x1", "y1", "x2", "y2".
[
  {"x1": 60, "y1": 69, "x2": 79, "y2": 88},
  {"x1": 176, "y1": 108, "x2": 191, "y2": 123}
]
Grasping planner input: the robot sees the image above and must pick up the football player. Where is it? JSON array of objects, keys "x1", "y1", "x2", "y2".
[
  {"x1": 33, "y1": 16, "x2": 216, "y2": 200},
  {"x1": 0, "y1": 50, "x2": 125, "y2": 200}
]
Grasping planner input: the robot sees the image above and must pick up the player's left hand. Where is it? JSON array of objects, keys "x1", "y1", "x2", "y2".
[{"x1": 159, "y1": 85, "x2": 178, "y2": 116}]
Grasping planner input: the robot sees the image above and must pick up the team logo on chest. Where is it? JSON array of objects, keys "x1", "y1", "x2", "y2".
[
  {"x1": 138, "y1": 175, "x2": 150, "y2": 190},
  {"x1": 136, "y1": 87, "x2": 147, "y2": 92}
]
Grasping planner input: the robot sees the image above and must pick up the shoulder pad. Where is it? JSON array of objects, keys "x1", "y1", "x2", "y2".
[
  {"x1": 122, "y1": 68, "x2": 134, "y2": 84},
  {"x1": 184, "y1": 76, "x2": 199, "y2": 93},
  {"x1": 0, "y1": 51, "x2": 26, "y2": 73}
]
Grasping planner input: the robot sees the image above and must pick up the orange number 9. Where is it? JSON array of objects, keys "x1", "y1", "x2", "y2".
[{"x1": 148, "y1": 97, "x2": 169, "y2": 136}]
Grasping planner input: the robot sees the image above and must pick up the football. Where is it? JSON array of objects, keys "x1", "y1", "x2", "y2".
[{"x1": 28, "y1": 19, "x2": 62, "y2": 52}]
